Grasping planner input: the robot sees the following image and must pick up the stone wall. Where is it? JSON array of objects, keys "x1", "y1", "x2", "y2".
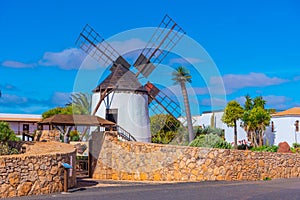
[
  {"x1": 90, "y1": 132, "x2": 300, "y2": 181},
  {"x1": 34, "y1": 130, "x2": 60, "y2": 142},
  {"x1": 0, "y1": 142, "x2": 76, "y2": 198}
]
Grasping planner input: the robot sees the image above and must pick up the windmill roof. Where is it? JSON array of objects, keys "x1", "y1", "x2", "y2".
[
  {"x1": 93, "y1": 65, "x2": 147, "y2": 93},
  {"x1": 272, "y1": 107, "x2": 300, "y2": 117},
  {"x1": 38, "y1": 114, "x2": 115, "y2": 126}
]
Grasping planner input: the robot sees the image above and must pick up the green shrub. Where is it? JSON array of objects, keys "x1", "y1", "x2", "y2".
[
  {"x1": 0, "y1": 121, "x2": 20, "y2": 142},
  {"x1": 151, "y1": 114, "x2": 180, "y2": 144},
  {"x1": 152, "y1": 130, "x2": 177, "y2": 144},
  {"x1": 214, "y1": 140, "x2": 232, "y2": 149},
  {"x1": 293, "y1": 143, "x2": 300, "y2": 148},
  {"x1": 194, "y1": 127, "x2": 224, "y2": 138},
  {"x1": 263, "y1": 177, "x2": 272, "y2": 181},
  {"x1": 251, "y1": 145, "x2": 278, "y2": 152},
  {"x1": 189, "y1": 133, "x2": 232, "y2": 149},
  {"x1": 70, "y1": 130, "x2": 80, "y2": 141},
  {"x1": 0, "y1": 143, "x2": 19, "y2": 155},
  {"x1": 237, "y1": 144, "x2": 249, "y2": 150}
]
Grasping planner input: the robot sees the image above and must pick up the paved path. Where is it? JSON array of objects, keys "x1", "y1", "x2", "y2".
[{"x1": 8, "y1": 178, "x2": 300, "y2": 200}]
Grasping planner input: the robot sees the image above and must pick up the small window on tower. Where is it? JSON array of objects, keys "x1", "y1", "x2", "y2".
[
  {"x1": 295, "y1": 120, "x2": 299, "y2": 132},
  {"x1": 271, "y1": 121, "x2": 274, "y2": 132},
  {"x1": 106, "y1": 109, "x2": 118, "y2": 123}
]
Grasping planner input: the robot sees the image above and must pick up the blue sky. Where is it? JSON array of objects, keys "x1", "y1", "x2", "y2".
[{"x1": 1, "y1": 0, "x2": 300, "y2": 115}]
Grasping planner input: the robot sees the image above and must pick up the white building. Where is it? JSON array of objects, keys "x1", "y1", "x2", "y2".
[
  {"x1": 0, "y1": 113, "x2": 42, "y2": 140},
  {"x1": 188, "y1": 107, "x2": 300, "y2": 146},
  {"x1": 92, "y1": 65, "x2": 151, "y2": 142},
  {"x1": 188, "y1": 111, "x2": 247, "y2": 145},
  {"x1": 265, "y1": 107, "x2": 300, "y2": 146}
]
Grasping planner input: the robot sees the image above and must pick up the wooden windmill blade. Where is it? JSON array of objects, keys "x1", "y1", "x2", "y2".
[
  {"x1": 145, "y1": 82, "x2": 197, "y2": 126},
  {"x1": 134, "y1": 15, "x2": 186, "y2": 78},
  {"x1": 76, "y1": 24, "x2": 131, "y2": 115},
  {"x1": 75, "y1": 24, "x2": 130, "y2": 70},
  {"x1": 145, "y1": 82, "x2": 182, "y2": 119}
]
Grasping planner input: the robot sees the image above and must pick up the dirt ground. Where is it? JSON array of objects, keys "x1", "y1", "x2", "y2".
[{"x1": 24, "y1": 141, "x2": 76, "y2": 154}]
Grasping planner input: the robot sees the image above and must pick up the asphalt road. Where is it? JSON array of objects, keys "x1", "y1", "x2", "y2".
[{"x1": 8, "y1": 178, "x2": 300, "y2": 200}]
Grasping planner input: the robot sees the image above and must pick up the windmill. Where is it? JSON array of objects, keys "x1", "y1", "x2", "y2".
[{"x1": 76, "y1": 15, "x2": 190, "y2": 142}]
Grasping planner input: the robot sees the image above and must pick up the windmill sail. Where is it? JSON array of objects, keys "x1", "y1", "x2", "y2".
[
  {"x1": 145, "y1": 82, "x2": 196, "y2": 126},
  {"x1": 76, "y1": 24, "x2": 130, "y2": 70},
  {"x1": 134, "y1": 15, "x2": 186, "y2": 78}
]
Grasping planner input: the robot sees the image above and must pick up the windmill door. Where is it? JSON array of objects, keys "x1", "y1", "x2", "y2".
[{"x1": 106, "y1": 109, "x2": 118, "y2": 123}]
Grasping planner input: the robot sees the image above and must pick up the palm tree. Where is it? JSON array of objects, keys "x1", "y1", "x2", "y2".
[
  {"x1": 172, "y1": 66, "x2": 194, "y2": 143},
  {"x1": 67, "y1": 92, "x2": 92, "y2": 115},
  {"x1": 67, "y1": 92, "x2": 92, "y2": 141}
]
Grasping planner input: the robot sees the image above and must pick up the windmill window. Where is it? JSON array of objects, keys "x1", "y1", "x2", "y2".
[
  {"x1": 106, "y1": 109, "x2": 118, "y2": 124},
  {"x1": 271, "y1": 121, "x2": 274, "y2": 132},
  {"x1": 295, "y1": 120, "x2": 299, "y2": 132}
]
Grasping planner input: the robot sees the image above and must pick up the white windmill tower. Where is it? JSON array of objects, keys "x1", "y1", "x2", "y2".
[{"x1": 76, "y1": 15, "x2": 188, "y2": 142}]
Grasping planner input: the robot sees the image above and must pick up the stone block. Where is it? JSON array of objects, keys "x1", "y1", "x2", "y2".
[
  {"x1": 17, "y1": 181, "x2": 32, "y2": 196},
  {"x1": 8, "y1": 172, "x2": 20, "y2": 187}
]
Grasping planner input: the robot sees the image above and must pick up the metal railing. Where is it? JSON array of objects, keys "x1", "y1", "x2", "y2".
[{"x1": 113, "y1": 125, "x2": 137, "y2": 141}]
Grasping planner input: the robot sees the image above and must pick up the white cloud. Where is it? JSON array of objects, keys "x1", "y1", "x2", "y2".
[
  {"x1": 1, "y1": 39, "x2": 148, "y2": 70},
  {"x1": 38, "y1": 48, "x2": 85, "y2": 70},
  {"x1": 1, "y1": 60, "x2": 36, "y2": 68},
  {"x1": 201, "y1": 97, "x2": 227, "y2": 107},
  {"x1": 51, "y1": 92, "x2": 71, "y2": 106},
  {"x1": 168, "y1": 57, "x2": 204, "y2": 65},
  {"x1": 0, "y1": 94, "x2": 28, "y2": 104},
  {"x1": 293, "y1": 76, "x2": 300, "y2": 81},
  {"x1": 110, "y1": 39, "x2": 147, "y2": 55},
  {"x1": 210, "y1": 73, "x2": 288, "y2": 94},
  {"x1": 0, "y1": 84, "x2": 19, "y2": 91},
  {"x1": 263, "y1": 95, "x2": 292, "y2": 110},
  {"x1": 192, "y1": 87, "x2": 209, "y2": 95},
  {"x1": 234, "y1": 95, "x2": 292, "y2": 110},
  {"x1": 0, "y1": 92, "x2": 73, "y2": 114},
  {"x1": 161, "y1": 85, "x2": 209, "y2": 98}
]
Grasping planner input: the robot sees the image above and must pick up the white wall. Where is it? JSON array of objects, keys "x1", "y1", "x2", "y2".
[
  {"x1": 92, "y1": 91, "x2": 151, "y2": 142},
  {"x1": 6, "y1": 122, "x2": 38, "y2": 135},
  {"x1": 265, "y1": 116, "x2": 300, "y2": 146},
  {"x1": 191, "y1": 112, "x2": 300, "y2": 147},
  {"x1": 191, "y1": 112, "x2": 248, "y2": 145}
]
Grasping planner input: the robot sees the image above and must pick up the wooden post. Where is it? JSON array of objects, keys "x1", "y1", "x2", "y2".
[{"x1": 64, "y1": 168, "x2": 68, "y2": 192}]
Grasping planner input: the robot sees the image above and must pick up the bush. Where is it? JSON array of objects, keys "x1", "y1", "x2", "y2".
[
  {"x1": 152, "y1": 130, "x2": 177, "y2": 144},
  {"x1": 151, "y1": 114, "x2": 180, "y2": 144},
  {"x1": 251, "y1": 145, "x2": 278, "y2": 152},
  {"x1": 0, "y1": 143, "x2": 19, "y2": 155},
  {"x1": 189, "y1": 133, "x2": 232, "y2": 149},
  {"x1": 70, "y1": 130, "x2": 80, "y2": 141},
  {"x1": 194, "y1": 127, "x2": 224, "y2": 138},
  {"x1": 0, "y1": 121, "x2": 20, "y2": 142},
  {"x1": 293, "y1": 143, "x2": 300, "y2": 148}
]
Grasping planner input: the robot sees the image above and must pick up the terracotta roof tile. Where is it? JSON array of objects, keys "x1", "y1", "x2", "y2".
[{"x1": 272, "y1": 107, "x2": 300, "y2": 117}]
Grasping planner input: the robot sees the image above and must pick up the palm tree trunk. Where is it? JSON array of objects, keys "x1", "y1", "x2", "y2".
[
  {"x1": 180, "y1": 81, "x2": 194, "y2": 143},
  {"x1": 234, "y1": 120, "x2": 237, "y2": 149}
]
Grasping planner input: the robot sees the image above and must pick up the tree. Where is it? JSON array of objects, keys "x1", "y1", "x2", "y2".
[
  {"x1": 42, "y1": 93, "x2": 92, "y2": 142},
  {"x1": 242, "y1": 96, "x2": 270, "y2": 147},
  {"x1": 0, "y1": 121, "x2": 20, "y2": 142},
  {"x1": 222, "y1": 101, "x2": 244, "y2": 148},
  {"x1": 42, "y1": 106, "x2": 73, "y2": 119},
  {"x1": 67, "y1": 92, "x2": 92, "y2": 115},
  {"x1": 0, "y1": 122, "x2": 19, "y2": 155},
  {"x1": 150, "y1": 114, "x2": 180, "y2": 144},
  {"x1": 172, "y1": 66, "x2": 194, "y2": 143}
]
